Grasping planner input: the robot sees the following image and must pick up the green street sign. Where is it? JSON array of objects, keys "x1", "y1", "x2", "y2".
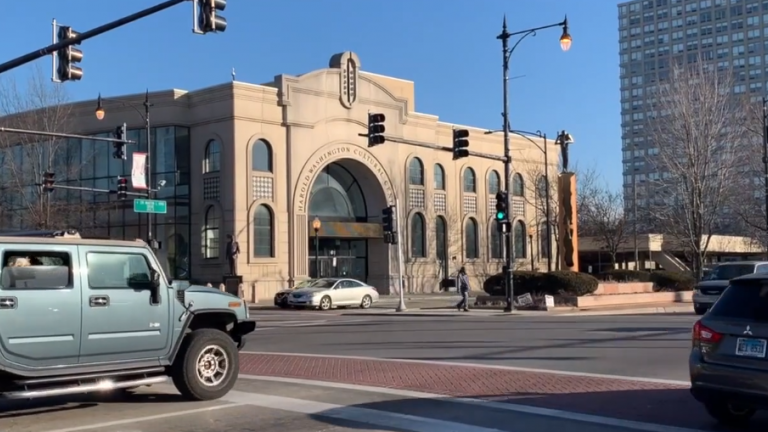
[{"x1": 133, "y1": 199, "x2": 167, "y2": 214}]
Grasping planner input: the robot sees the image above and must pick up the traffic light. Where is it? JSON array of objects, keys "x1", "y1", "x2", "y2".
[
  {"x1": 197, "y1": 0, "x2": 227, "y2": 34},
  {"x1": 113, "y1": 123, "x2": 127, "y2": 159},
  {"x1": 367, "y1": 113, "x2": 386, "y2": 147},
  {"x1": 54, "y1": 26, "x2": 83, "y2": 82},
  {"x1": 452, "y1": 129, "x2": 470, "y2": 160},
  {"x1": 116, "y1": 177, "x2": 128, "y2": 200},
  {"x1": 42, "y1": 172, "x2": 55, "y2": 193},
  {"x1": 495, "y1": 191, "x2": 508, "y2": 222},
  {"x1": 382, "y1": 205, "x2": 397, "y2": 245}
]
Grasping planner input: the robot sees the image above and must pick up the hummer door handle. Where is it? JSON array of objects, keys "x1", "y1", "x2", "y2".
[
  {"x1": 89, "y1": 295, "x2": 110, "y2": 307},
  {"x1": 0, "y1": 297, "x2": 17, "y2": 309}
]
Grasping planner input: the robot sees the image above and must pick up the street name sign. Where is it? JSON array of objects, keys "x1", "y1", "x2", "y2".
[{"x1": 133, "y1": 199, "x2": 167, "y2": 214}]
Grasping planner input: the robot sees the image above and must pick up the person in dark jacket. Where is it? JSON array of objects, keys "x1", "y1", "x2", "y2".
[
  {"x1": 225, "y1": 234, "x2": 240, "y2": 276},
  {"x1": 456, "y1": 266, "x2": 470, "y2": 312}
]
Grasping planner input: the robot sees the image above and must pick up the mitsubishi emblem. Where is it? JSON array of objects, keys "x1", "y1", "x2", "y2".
[{"x1": 744, "y1": 325, "x2": 753, "y2": 335}]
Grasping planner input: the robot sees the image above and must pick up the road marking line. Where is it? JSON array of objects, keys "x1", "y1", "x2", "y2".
[
  {"x1": 38, "y1": 403, "x2": 247, "y2": 432},
  {"x1": 239, "y1": 375, "x2": 708, "y2": 432},
  {"x1": 222, "y1": 390, "x2": 507, "y2": 432},
  {"x1": 241, "y1": 351, "x2": 690, "y2": 386}
]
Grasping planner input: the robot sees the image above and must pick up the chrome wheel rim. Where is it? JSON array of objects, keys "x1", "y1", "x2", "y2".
[
  {"x1": 321, "y1": 297, "x2": 330, "y2": 309},
  {"x1": 362, "y1": 296, "x2": 371, "y2": 307},
  {"x1": 195, "y1": 345, "x2": 229, "y2": 387}
]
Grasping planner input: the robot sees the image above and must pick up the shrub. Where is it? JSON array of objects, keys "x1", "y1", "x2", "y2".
[
  {"x1": 482, "y1": 271, "x2": 539, "y2": 296},
  {"x1": 543, "y1": 271, "x2": 600, "y2": 296},
  {"x1": 598, "y1": 269, "x2": 651, "y2": 283},
  {"x1": 482, "y1": 271, "x2": 599, "y2": 297},
  {"x1": 650, "y1": 270, "x2": 695, "y2": 292}
]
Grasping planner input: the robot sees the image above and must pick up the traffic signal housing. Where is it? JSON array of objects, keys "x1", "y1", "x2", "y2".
[
  {"x1": 382, "y1": 205, "x2": 397, "y2": 244},
  {"x1": 197, "y1": 0, "x2": 227, "y2": 34},
  {"x1": 368, "y1": 113, "x2": 386, "y2": 147},
  {"x1": 42, "y1": 172, "x2": 55, "y2": 193},
  {"x1": 116, "y1": 177, "x2": 128, "y2": 200},
  {"x1": 495, "y1": 191, "x2": 508, "y2": 222},
  {"x1": 113, "y1": 123, "x2": 127, "y2": 160},
  {"x1": 452, "y1": 129, "x2": 470, "y2": 160},
  {"x1": 54, "y1": 26, "x2": 83, "y2": 82}
]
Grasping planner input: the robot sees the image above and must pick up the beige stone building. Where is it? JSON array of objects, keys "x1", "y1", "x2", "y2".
[{"x1": 55, "y1": 51, "x2": 556, "y2": 301}]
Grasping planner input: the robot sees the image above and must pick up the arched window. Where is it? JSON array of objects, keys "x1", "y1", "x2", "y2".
[
  {"x1": 203, "y1": 206, "x2": 220, "y2": 258},
  {"x1": 537, "y1": 175, "x2": 548, "y2": 198},
  {"x1": 539, "y1": 222, "x2": 549, "y2": 259},
  {"x1": 252, "y1": 139, "x2": 273, "y2": 173},
  {"x1": 513, "y1": 220, "x2": 526, "y2": 259},
  {"x1": 512, "y1": 173, "x2": 525, "y2": 197},
  {"x1": 204, "y1": 140, "x2": 221, "y2": 173},
  {"x1": 488, "y1": 170, "x2": 501, "y2": 195},
  {"x1": 408, "y1": 157, "x2": 424, "y2": 186},
  {"x1": 434, "y1": 164, "x2": 445, "y2": 190},
  {"x1": 464, "y1": 218, "x2": 478, "y2": 259},
  {"x1": 435, "y1": 216, "x2": 447, "y2": 261},
  {"x1": 253, "y1": 204, "x2": 274, "y2": 257},
  {"x1": 410, "y1": 212, "x2": 426, "y2": 258},
  {"x1": 463, "y1": 168, "x2": 476, "y2": 193},
  {"x1": 490, "y1": 220, "x2": 502, "y2": 259}
]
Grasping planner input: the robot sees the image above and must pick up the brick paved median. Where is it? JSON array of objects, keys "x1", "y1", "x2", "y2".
[{"x1": 239, "y1": 353, "x2": 721, "y2": 430}]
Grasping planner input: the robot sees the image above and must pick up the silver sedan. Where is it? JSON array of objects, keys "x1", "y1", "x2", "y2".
[{"x1": 286, "y1": 278, "x2": 380, "y2": 311}]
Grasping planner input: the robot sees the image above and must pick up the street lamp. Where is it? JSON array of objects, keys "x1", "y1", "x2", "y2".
[
  {"x1": 495, "y1": 15, "x2": 570, "y2": 313},
  {"x1": 312, "y1": 217, "x2": 321, "y2": 278},
  {"x1": 95, "y1": 90, "x2": 157, "y2": 249},
  {"x1": 528, "y1": 226, "x2": 536, "y2": 271}
]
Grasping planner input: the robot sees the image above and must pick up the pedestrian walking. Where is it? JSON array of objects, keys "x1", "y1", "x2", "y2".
[
  {"x1": 225, "y1": 234, "x2": 240, "y2": 276},
  {"x1": 456, "y1": 266, "x2": 470, "y2": 312}
]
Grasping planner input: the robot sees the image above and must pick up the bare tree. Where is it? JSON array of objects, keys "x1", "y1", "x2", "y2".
[
  {"x1": 522, "y1": 165, "x2": 560, "y2": 270},
  {"x1": 579, "y1": 171, "x2": 630, "y2": 265},
  {"x1": 0, "y1": 66, "x2": 94, "y2": 230},
  {"x1": 645, "y1": 60, "x2": 748, "y2": 278}
]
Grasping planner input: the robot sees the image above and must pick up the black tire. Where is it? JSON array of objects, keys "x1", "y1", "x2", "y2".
[
  {"x1": 694, "y1": 306, "x2": 708, "y2": 315},
  {"x1": 171, "y1": 328, "x2": 239, "y2": 401},
  {"x1": 360, "y1": 295, "x2": 373, "y2": 309},
  {"x1": 704, "y1": 400, "x2": 756, "y2": 427},
  {"x1": 318, "y1": 295, "x2": 332, "y2": 311}
]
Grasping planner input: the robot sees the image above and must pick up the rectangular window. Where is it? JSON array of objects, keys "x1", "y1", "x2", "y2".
[
  {"x1": 0, "y1": 251, "x2": 72, "y2": 290},
  {"x1": 86, "y1": 252, "x2": 152, "y2": 289}
]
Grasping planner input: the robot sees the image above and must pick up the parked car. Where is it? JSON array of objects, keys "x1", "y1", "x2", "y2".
[
  {"x1": 287, "y1": 278, "x2": 379, "y2": 311},
  {"x1": 692, "y1": 261, "x2": 768, "y2": 315},
  {"x1": 274, "y1": 279, "x2": 315, "y2": 308},
  {"x1": 690, "y1": 272, "x2": 768, "y2": 427}
]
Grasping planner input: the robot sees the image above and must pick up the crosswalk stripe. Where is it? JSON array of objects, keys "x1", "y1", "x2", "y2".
[{"x1": 222, "y1": 390, "x2": 508, "y2": 432}]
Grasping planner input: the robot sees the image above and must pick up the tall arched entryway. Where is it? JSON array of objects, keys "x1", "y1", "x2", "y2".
[{"x1": 306, "y1": 159, "x2": 389, "y2": 287}]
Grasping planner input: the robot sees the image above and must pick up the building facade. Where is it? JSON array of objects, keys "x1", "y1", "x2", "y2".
[
  {"x1": 618, "y1": 0, "x2": 767, "y2": 225},
  {"x1": 1, "y1": 51, "x2": 556, "y2": 301}
]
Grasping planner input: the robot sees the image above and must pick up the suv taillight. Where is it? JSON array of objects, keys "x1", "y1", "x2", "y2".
[{"x1": 693, "y1": 320, "x2": 723, "y2": 347}]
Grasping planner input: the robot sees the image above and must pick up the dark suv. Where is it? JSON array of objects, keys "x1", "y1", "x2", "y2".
[{"x1": 690, "y1": 273, "x2": 768, "y2": 426}]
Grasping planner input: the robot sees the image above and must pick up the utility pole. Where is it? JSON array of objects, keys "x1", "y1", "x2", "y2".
[{"x1": 497, "y1": 19, "x2": 515, "y2": 313}]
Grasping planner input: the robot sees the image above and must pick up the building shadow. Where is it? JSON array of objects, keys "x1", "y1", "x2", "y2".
[{"x1": 308, "y1": 387, "x2": 768, "y2": 432}]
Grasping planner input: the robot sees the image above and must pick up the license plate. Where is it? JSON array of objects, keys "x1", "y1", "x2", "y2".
[{"x1": 736, "y1": 338, "x2": 767, "y2": 358}]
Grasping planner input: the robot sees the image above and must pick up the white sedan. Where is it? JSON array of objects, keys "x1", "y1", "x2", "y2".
[{"x1": 287, "y1": 278, "x2": 379, "y2": 311}]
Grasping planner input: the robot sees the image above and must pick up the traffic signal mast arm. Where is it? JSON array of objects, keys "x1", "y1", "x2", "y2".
[{"x1": 0, "y1": 0, "x2": 188, "y2": 76}]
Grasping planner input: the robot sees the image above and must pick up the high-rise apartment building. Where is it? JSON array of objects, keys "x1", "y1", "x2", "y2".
[{"x1": 618, "y1": 0, "x2": 767, "y2": 228}]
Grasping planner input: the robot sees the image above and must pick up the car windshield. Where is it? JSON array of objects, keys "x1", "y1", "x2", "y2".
[
  {"x1": 704, "y1": 264, "x2": 755, "y2": 281},
  {"x1": 708, "y1": 279, "x2": 768, "y2": 322},
  {"x1": 294, "y1": 280, "x2": 314, "y2": 289},
  {"x1": 308, "y1": 279, "x2": 336, "y2": 288}
]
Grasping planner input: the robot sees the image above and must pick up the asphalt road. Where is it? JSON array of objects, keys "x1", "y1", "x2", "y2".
[
  {"x1": 248, "y1": 310, "x2": 698, "y2": 382},
  {"x1": 2, "y1": 376, "x2": 678, "y2": 432}
]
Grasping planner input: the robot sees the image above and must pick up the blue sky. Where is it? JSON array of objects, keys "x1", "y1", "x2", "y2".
[{"x1": 4, "y1": 0, "x2": 621, "y2": 187}]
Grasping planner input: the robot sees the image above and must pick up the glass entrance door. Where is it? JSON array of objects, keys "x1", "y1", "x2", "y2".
[{"x1": 309, "y1": 239, "x2": 368, "y2": 282}]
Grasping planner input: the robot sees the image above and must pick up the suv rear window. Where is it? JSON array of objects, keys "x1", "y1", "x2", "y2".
[
  {"x1": 704, "y1": 264, "x2": 756, "y2": 281},
  {"x1": 708, "y1": 279, "x2": 768, "y2": 322}
]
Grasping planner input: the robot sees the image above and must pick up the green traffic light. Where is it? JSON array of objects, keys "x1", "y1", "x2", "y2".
[{"x1": 495, "y1": 211, "x2": 506, "y2": 220}]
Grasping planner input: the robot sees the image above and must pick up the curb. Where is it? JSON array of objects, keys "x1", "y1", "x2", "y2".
[{"x1": 557, "y1": 305, "x2": 693, "y2": 316}]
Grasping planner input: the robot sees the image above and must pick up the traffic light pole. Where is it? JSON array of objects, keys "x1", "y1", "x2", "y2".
[
  {"x1": 394, "y1": 197, "x2": 407, "y2": 312},
  {"x1": 0, "y1": 0, "x2": 188, "y2": 76},
  {"x1": 498, "y1": 21, "x2": 515, "y2": 313},
  {"x1": 0, "y1": 127, "x2": 135, "y2": 145}
]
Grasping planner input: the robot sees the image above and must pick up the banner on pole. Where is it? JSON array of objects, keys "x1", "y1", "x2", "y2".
[{"x1": 131, "y1": 152, "x2": 148, "y2": 190}]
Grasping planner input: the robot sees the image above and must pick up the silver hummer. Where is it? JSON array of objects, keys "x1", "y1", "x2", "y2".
[{"x1": 0, "y1": 229, "x2": 256, "y2": 401}]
